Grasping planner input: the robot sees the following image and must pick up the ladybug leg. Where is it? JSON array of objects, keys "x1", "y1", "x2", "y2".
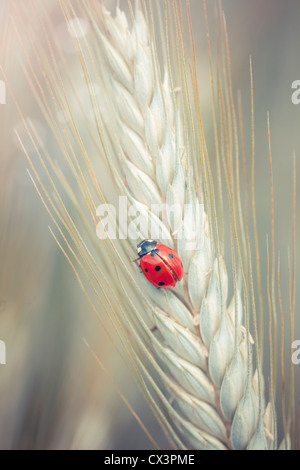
[
  {"x1": 169, "y1": 396, "x2": 175, "y2": 406},
  {"x1": 132, "y1": 258, "x2": 143, "y2": 273}
]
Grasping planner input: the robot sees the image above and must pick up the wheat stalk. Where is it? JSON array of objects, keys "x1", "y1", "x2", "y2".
[
  {"x1": 77, "y1": 1, "x2": 277, "y2": 450},
  {"x1": 8, "y1": 0, "x2": 295, "y2": 450}
]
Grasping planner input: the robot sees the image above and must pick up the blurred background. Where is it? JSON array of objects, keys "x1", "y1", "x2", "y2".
[{"x1": 0, "y1": 0, "x2": 299, "y2": 449}]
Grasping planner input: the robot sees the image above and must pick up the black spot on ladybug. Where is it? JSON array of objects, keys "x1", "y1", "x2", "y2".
[
  {"x1": 155, "y1": 266, "x2": 161, "y2": 272},
  {"x1": 151, "y1": 249, "x2": 159, "y2": 257},
  {"x1": 145, "y1": 268, "x2": 148, "y2": 272},
  {"x1": 168, "y1": 253, "x2": 174, "y2": 259},
  {"x1": 158, "y1": 282, "x2": 165, "y2": 286}
]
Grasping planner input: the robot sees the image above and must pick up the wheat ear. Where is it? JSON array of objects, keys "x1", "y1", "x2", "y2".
[
  {"x1": 10, "y1": 0, "x2": 294, "y2": 450},
  {"x1": 79, "y1": 1, "x2": 280, "y2": 450}
]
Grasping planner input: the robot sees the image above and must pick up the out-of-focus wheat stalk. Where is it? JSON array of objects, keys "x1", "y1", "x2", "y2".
[
  {"x1": 0, "y1": 1, "x2": 124, "y2": 450},
  {"x1": 4, "y1": 0, "x2": 296, "y2": 450}
]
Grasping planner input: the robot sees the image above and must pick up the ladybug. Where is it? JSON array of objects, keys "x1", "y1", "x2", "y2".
[{"x1": 136, "y1": 239, "x2": 184, "y2": 288}]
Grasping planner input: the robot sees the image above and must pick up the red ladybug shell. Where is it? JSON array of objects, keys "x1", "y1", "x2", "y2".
[{"x1": 140, "y1": 243, "x2": 184, "y2": 288}]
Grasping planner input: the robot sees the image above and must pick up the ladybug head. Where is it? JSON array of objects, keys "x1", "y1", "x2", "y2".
[{"x1": 137, "y1": 239, "x2": 157, "y2": 257}]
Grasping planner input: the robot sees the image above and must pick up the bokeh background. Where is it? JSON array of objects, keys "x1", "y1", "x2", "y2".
[{"x1": 0, "y1": 0, "x2": 299, "y2": 449}]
